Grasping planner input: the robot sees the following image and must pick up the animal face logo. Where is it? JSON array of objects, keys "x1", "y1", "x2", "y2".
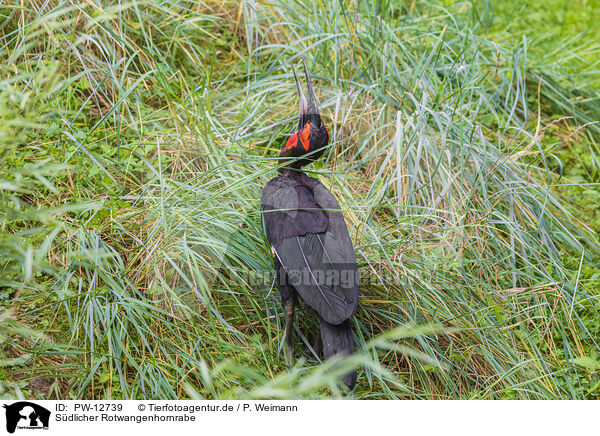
[{"x1": 2, "y1": 402, "x2": 51, "y2": 434}]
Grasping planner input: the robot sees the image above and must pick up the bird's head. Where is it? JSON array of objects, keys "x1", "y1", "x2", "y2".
[{"x1": 278, "y1": 59, "x2": 329, "y2": 170}]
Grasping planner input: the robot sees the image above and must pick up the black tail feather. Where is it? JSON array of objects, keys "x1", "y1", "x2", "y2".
[{"x1": 319, "y1": 317, "x2": 356, "y2": 389}]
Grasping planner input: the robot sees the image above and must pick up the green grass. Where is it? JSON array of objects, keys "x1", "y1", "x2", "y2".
[{"x1": 1, "y1": 0, "x2": 599, "y2": 399}]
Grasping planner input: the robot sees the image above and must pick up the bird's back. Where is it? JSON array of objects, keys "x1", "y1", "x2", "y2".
[{"x1": 261, "y1": 173, "x2": 359, "y2": 324}]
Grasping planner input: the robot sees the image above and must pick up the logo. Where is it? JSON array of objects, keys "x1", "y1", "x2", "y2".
[{"x1": 2, "y1": 402, "x2": 50, "y2": 434}]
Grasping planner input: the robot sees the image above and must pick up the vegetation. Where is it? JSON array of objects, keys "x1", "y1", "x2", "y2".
[{"x1": 1, "y1": 0, "x2": 598, "y2": 399}]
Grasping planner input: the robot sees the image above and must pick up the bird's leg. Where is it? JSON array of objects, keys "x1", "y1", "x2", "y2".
[
  {"x1": 311, "y1": 332, "x2": 322, "y2": 356},
  {"x1": 274, "y1": 254, "x2": 297, "y2": 365},
  {"x1": 284, "y1": 300, "x2": 295, "y2": 364}
]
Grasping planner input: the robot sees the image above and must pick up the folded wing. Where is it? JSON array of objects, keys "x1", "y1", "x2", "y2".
[{"x1": 261, "y1": 174, "x2": 359, "y2": 325}]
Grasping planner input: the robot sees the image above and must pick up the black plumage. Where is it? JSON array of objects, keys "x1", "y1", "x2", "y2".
[{"x1": 260, "y1": 60, "x2": 360, "y2": 389}]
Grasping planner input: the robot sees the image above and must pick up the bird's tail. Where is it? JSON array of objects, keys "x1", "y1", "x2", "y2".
[{"x1": 319, "y1": 317, "x2": 356, "y2": 389}]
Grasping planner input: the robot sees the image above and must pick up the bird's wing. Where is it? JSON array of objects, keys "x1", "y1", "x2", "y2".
[
  {"x1": 261, "y1": 176, "x2": 328, "y2": 245},
  {"x1": 261, "y1": 175, "x2": 359, "y2": 325}
]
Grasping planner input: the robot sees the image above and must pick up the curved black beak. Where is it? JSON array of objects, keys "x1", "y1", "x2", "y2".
[{"x1": 292, "y1": 58, "x2": 321, "y2": 129}]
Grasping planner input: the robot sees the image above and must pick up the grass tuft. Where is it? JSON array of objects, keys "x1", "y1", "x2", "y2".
[{"x1": 1, "y1": 0, "x2": 599, "y2": 399}]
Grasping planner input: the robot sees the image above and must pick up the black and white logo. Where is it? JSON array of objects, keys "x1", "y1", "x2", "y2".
[{"x1": 2, "y1": 402, "x2": 50, "y2": 434}]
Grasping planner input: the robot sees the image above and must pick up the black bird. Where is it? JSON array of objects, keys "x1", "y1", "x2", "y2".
[{"x1": 261, "y1": 60, "x2": 360, "y2": 389}]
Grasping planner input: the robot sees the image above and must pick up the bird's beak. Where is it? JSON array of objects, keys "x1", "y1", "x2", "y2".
[
  {"x1": 291, "y1": 64, "x2": 307, "y2": 127},
  {"x1": 302, "y1": 58, "x2": 320, "y2": 121},
  {"x1": 292, "y1": 58, "x2": 320, "y2": 128}
]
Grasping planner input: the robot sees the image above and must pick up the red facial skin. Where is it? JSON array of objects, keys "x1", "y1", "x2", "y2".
[
  {"x1": 279, "y1": 120, "x2": 329, "y2": 171},
  {"x1": 286, "y1": 123, "x2": 311, "y2": 151}
]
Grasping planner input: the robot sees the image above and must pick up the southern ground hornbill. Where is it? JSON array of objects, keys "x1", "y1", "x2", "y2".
[{"x1": 261, "y1": 60, "x2": 359, "y2": 389}]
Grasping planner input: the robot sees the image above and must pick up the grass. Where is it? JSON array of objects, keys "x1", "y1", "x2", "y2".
[{"x1": 1, "y1": 0, "x2": 599, "y2": 399}]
